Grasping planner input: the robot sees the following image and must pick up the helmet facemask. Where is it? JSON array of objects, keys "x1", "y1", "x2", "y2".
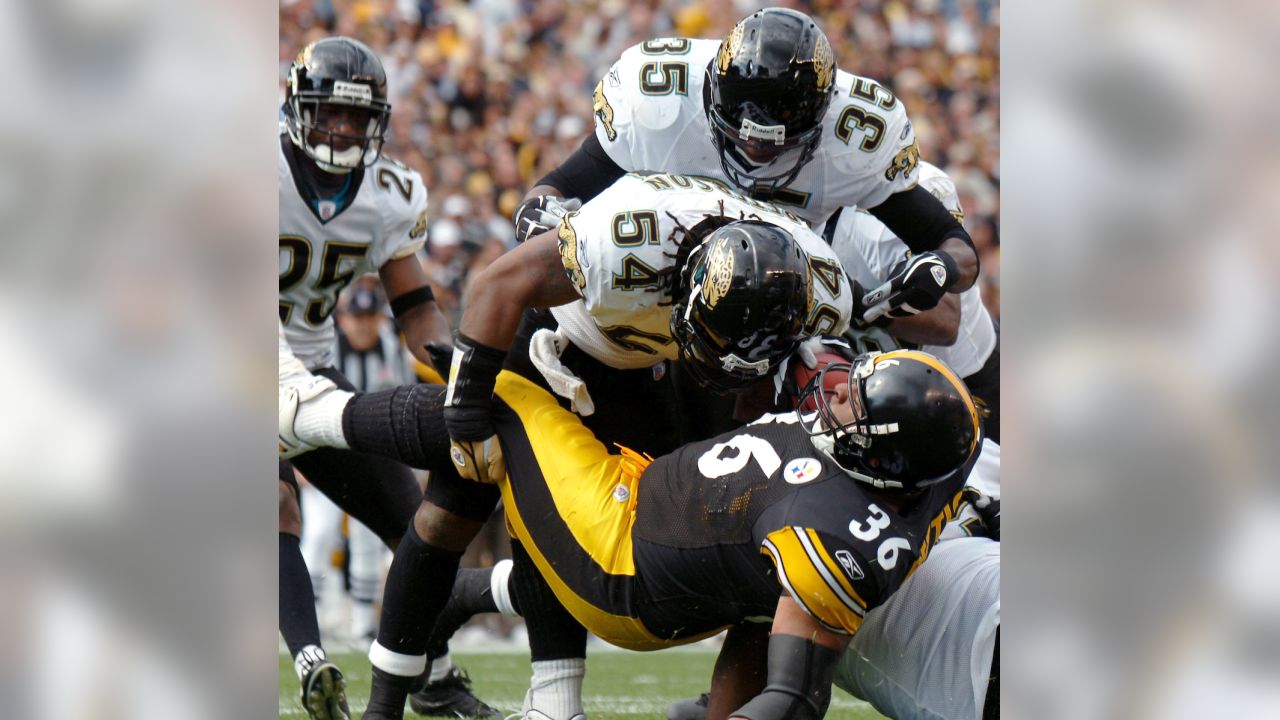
[
  {"x1": 286, "y1": 90, "x2": 390, "y2": 174},
  {"x1": 803, "y1": 355, "x2": 963, "y2": 491},
  {"x1": 705, "y1": 78, "x2": 826, "y2": 197}
]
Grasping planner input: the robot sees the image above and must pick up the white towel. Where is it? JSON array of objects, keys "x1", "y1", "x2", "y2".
[{"x1": 528, "y1": 328, "x2": 596, "y2": 416}]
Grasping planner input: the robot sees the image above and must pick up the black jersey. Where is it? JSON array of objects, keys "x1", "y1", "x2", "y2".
[{"x1": 630, "y1": 412, "x2": 968, "y2": 639}]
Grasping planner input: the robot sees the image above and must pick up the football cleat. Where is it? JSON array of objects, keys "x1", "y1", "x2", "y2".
[
  {"x1": 299, "y1": 657, "x2": 352, "y2": 720},
  {"x1": 666, "y1": 693, "x2": 708, "y2": 720},
  {"x1": 279, "y1": 373, "x2": 338, "y2": 459},
  {"x1": 408, "y1": 666, "x2": 504, "y2": 718}
]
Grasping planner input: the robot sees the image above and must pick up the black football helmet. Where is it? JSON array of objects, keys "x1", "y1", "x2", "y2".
[
  {"x1": 705, "y1": 8, "x2": 837, "y2": 196},
  {"x1": 283, "y1": 37, "x2": 391, "y2": 173},
  {"x1": 802, "y1": 350, "x2": 981, "y2": 491},
  {"x1": 670, "y1": 220, "x2": 814, "y2": 393}
]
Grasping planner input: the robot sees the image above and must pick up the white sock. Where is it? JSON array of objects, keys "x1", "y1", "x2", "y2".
[
  {"x1": 490, "y1": 559, "x2": 518, "y2": 617},
  {"x1": 295, "y1": 388, "x2": 353, "y2": 448},
  {"x1": 368, "y1": 640, "x2": 427, "y2": 678},
  {"x1": 524, "y1": 658, "x2": 586, "y2": 720},
  {"x1": 427, "y1": 651, "x2": 454, "y2": 683}
]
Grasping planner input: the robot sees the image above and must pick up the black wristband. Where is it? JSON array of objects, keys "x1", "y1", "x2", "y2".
[
  {"x1": 389, "y1": 285, "x2": 435, "y2": 318},
  {"x1": 444, "y1": 332, "x2": 508, "y2": 409},
  {"x1": 733, "y1": 634, "x2": 842, "y2": 720}
]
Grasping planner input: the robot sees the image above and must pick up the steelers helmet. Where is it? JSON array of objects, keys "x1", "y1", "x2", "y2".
[
  {"x1": 705, "y1": 8, "x2": 837, "y2": 196},
  {"x1": 283, "y1": 37, "x2": 391, "y2": 173},
  {"x1": 670, "y1": 220, "x2": 813, "y2": 392},
  {"x1": 802, "y1": 350, "x2": 982, "y2": 490}
]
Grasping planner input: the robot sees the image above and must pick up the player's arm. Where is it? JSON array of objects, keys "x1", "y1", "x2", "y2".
[
  {"x1": 867, "y1": 185, "x2": 978, "y2": 290},
  {"x1": 887, "y1": 292, "x2": 960, "y2": 345},
  {"x1": 728, "y1": 596, "x2": 850, "y2": 720},
  {"x1": 707, "y1": 622, "x2": 770, "y2": 720},
  {"x1": 379, "y1": 254, "x2": 452, "y2": 366},
  {"x1": 443, "y1": 228, "x2": 580, "y2": 483}
]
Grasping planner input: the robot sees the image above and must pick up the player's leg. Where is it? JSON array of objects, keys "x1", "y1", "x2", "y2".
[
  {"x1": 363, "y1": 489, "x2": 500, "y2": 719},
  {"x1": 299, "y1": 482, "x2": 344, "y2": 636},
  {"x1": 411, "y1": 560, "x2": 516, "y2": 717},
  {"x1": 346, "y1": 517, "x2": 387, "y2": 644},
  {"x1": 280, "y1": 461, "x2": 350, "y2": 720}
]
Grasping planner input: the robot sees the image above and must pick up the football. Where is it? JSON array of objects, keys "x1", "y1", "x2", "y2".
[{"x1": 791, "y1": 351, "x2": 853, "y2": 412}]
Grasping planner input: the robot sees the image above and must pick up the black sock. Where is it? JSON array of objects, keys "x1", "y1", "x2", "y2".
[
  {"x1": 366, "y1": 666, "x2": 419, "y2": 718},
  {"x1": 511, "y1": 542, "x2": 587, "y2": 661},
  {"x1": 365, "y1": 522, "x2": 464, "y2": 719},
  {"x1": 377, "y1": 524, "x2": 463, "y2": 657},
  {"x1": 279, "y1": 532, "x2": 322, "y2": 659},
  {"x1": 342, "y1": 384, "x2": 450, "y2": 467},
  {"x1": 425, "y1": 566, "x2": 501, "y2": 659}
]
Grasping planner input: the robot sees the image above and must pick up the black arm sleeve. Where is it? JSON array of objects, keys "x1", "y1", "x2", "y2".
[
  {"x1": 868, "y1": 184, "x2": 976, "y2": 256},
  {"x1": 536, "y1": 132, "x2": 627, "y2": 202},
  {"x1": 732, "y1": 634, "x2": 842, "y2": 720}
]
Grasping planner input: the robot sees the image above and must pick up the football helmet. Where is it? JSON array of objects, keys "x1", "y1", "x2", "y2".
[
  {"x1": 283, "y1": 37, "x2": 391, "y2": 174},
  {"x1": 705, "y1": 9, "x2": 837, "y2": 196},
  {"x1": 802, "y1": 350, "x2": 981, "y2": 491},
  {"x1": 670, "y1": 220, "x2": 813, "y2": 393}
]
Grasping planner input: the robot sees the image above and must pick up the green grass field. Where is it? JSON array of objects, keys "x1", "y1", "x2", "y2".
[{"x1": 280, "y1": 649, "x2": 888, "y2": 719}]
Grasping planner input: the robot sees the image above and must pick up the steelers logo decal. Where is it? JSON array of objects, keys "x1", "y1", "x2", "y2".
[{"x1": 784, "y1": 458, "x2": 823, "y2": 485}]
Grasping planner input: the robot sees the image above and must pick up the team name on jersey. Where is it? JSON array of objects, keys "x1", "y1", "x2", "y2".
[{"x1": 630, "y1": 172, "x2": 807, "y2": 226}]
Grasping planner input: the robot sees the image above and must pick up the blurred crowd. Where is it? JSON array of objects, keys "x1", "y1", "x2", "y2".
[{"x1": 280, "y1": 0, "x2": 1001, "y2": 322}]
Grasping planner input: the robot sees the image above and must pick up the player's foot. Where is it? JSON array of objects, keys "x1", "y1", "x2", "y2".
[
  {"x1": 299, "y1": 656, "x2": 352, "y2": 720},
  {"x1": 522, "y1": 712, "x2": 585, "y2": 720},
  {"x1": 278, "y1": 372, "x2": 337, "y2": 458},
  {"x1": 665, "y1": 693, "x2": 708, "y2": 720},
  {"x1": 408, "y1": 666, "x2": 504, "y2": 718}
]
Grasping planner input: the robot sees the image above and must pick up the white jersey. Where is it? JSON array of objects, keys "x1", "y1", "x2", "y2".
[
  {"x1": 550, "y1": 173, "x2": 854, "y2": 368},
  {"x1": 279, "y1": 135, "x2": 429, "y2": 369},
  {"x1": 830, "y1": 162, "x2": 997, "y2": 378},
  {"x1": 592, "y1": 39, "x2": 920, "y2": 226},
  {"x1": 835, "y1": 537, "x2": 1000, "y2": 720}
]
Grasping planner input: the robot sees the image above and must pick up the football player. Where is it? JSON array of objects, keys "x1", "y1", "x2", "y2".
[
  {"x1": 436, "y1": 175, "x2": 855, "y2": 719},
  {"x1": 827, "y1": 161, "x2": 1001, "y2": 441},
  {"x1": 281, "y1": 347, "x2": 982, "y2": 720},
  {"x1": 277, "y1": 37, "x2": 497, "y2": 719},
  {"x1": 517, "y1": 8, "x2": 979, "y2": 318}
]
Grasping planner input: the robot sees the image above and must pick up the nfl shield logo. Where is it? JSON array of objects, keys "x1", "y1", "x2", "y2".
[
  {"x1": 652, "y1": 362, "x2": 666, "y2": 381},
  {"x1": 318, "y1": 200, "x2": 337, "y2": 220}
]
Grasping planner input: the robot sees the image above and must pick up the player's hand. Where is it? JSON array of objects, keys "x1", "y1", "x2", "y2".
[
  {"x1": 860, "y1": 251, "x2": 959, "y2": 323},
  {"x1": 513, "y1": 195, "x2": 582, "y2": 244},
  {"x1": 424, "y1": 341, "x2": 454, "y2": 379},
  {"x1": 962, "y1": 487, "x2": 1001, "y2": 540},
  {"x1": 444, "y1": 404, "x2": 506, "y2": 484}
]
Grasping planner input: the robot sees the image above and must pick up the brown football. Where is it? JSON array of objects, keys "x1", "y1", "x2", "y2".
[{"x1": 792, "y1": 351, "x2": 852, "y2": 412}]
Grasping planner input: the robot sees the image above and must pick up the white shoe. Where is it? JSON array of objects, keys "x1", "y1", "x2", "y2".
[{"x1": 279, "y1": 374, "x2": 337, "y2": 459}]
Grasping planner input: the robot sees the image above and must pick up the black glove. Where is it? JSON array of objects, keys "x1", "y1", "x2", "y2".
[
  {"x1": 860, "y1": 250, "x2": 959, "y2": 323},
  {"x1": 443, "y1": 334, "x2": 508, "y2": 484},
  {"x1": 512, "y1": 195, "x2": 582, "y2": 244}
]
